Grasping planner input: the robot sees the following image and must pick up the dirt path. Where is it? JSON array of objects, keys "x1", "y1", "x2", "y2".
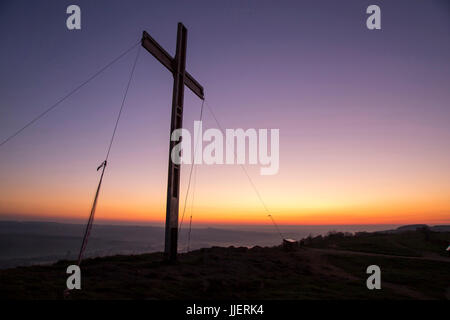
[
  {"x1": 308, "y1": 247, "x2": 450, "y2": 263},
  {"x1": 303, "y1": 248, "x2": 438, "y2": 299},
  {"x1": 302, "y1": 248, "x2": 359, "y2": 281}
]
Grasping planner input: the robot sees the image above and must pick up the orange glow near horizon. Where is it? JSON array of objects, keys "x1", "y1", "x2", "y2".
[
  {"x1": 0, "y1": 155, "x2": 449, "y2": 226},
  {"x1": 1, "y1": 157, "x2": 449, "y2": 225},
  {"x1": 1, "y1": 196, "x2": 449, "y2": 226}
]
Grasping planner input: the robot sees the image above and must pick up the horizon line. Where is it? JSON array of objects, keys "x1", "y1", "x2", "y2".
[{"x1": 0, "y1": 217, "x2": 448, "y2": 228}]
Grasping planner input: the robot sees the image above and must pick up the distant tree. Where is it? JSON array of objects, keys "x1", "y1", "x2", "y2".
[
  {"x1": 326, "y1": 230, "x2": 338, "y2": 237},
  {"x1": 418, "y1": 226, "x2": 431, "y2": 241},
  {"x1": 355, "y1": 232, "x2": 369, "y2": 237},
  {"x1": 344, "y1": 232, "x2": 353, "y2": 237}
]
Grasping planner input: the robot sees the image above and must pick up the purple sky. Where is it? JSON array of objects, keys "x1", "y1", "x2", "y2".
[{"x1": 0, "y1": 0, "x2": 449, "y2": 224}]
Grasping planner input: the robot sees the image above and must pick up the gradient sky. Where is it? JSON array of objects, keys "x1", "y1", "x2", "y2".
[{"x1": 0, "y1": 0, "x2": 449, "y2": 225}]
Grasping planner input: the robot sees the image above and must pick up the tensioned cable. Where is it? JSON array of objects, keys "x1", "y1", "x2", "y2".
[
  {"x1": 204, "y1": 100, "x2": 270, "y2": 212},
  {"x1": 179, "y1": 99, "x2": 205, "y2": 234},
  {"x1": 268, "y1": 214, "x2": 284, "y2": 241},
  {"x1": 105, "y1": 46, "x2": 142, "y2": 161},
  {"x1": 76, "y1": 45, "x2": 141, "y2": 267},
  {"x1": 186, "y1": 164, "x2": 198, "y2": 252},
  {"x1": 204, "y1": 100, "x2": 285, "y2": 239},
  {"x1": 0, "y1": 41, "x2": 140, "y2": 149}
]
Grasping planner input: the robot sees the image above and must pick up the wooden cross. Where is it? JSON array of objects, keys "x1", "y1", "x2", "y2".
[{"x1": 141, "y1": 23, "x2": 204, "y2": 262}]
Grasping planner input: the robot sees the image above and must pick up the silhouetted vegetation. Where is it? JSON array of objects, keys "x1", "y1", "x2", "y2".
[{"x1": 302, "y1": 228, "x2": 450, "y2": 257}]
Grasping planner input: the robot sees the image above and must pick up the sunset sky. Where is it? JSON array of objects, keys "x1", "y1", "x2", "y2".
[{"x1": 0, "y1": 0, "x2": 449, "y2": 226}]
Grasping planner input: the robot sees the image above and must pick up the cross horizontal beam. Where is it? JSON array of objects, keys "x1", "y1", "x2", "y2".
[{"x1": 141, "y1": 31, "x2": 204, "y2": 100}]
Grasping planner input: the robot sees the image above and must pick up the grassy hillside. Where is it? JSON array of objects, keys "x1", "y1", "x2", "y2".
[
  {"x1": 0, "y1": 230, "x2": 449, "y2": 300},
  {"x1": 303, "y1": 227, "x2": 450, "y2": 257}
]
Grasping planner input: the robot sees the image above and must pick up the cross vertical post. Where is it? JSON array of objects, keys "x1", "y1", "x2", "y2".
[
  {"x1": 141, "y1": 23, "x2": 204, "y2": 263},
  {"x1": 165, "y1": 23, "x2": 187, "y2": 262}
]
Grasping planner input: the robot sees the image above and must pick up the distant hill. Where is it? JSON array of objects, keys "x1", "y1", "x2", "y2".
[
  {"x1": 430, "y1": 225, "x2": 450, "y2": 232},
  {"x1": 396, "y1": 224, "x2": 429, "y2": 231},
  {"x1": 378, "y1": 224, "x2": 450, "y2": 234}
]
